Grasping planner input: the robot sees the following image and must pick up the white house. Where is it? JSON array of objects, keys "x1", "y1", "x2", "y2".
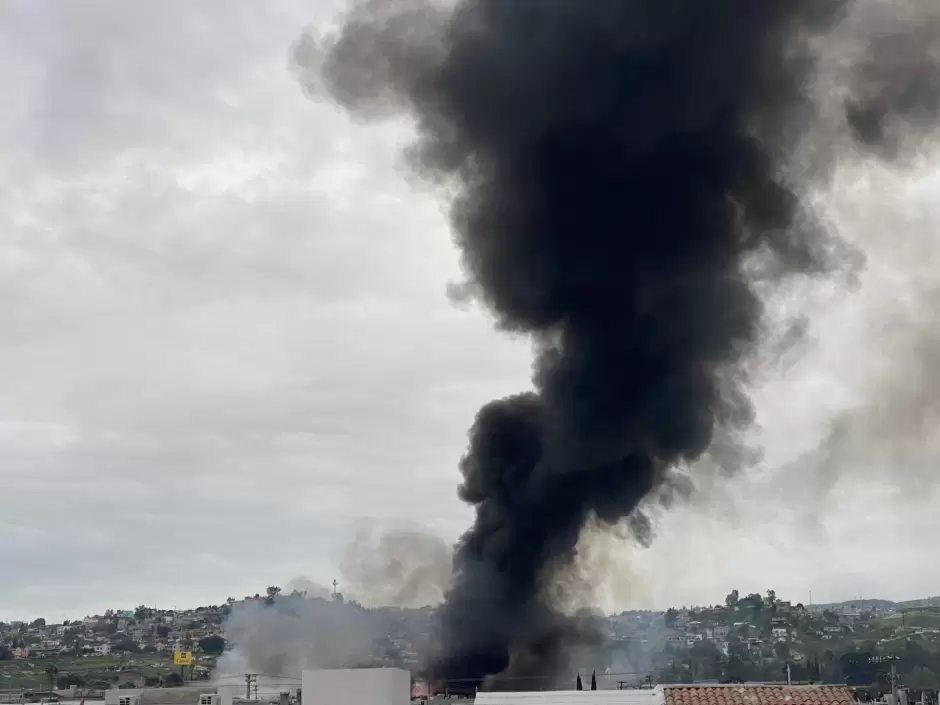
[{"x1": 95, "y1": 643, "x2": 112, "y2": 656}]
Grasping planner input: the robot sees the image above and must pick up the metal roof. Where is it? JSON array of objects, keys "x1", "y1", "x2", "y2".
[{"x1": 475, "y1": 688, "x2": 666, "y2": 705}]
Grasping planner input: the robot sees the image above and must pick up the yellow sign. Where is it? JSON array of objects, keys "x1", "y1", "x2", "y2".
[{"x1": 174, "y1": 651, "x2": 193, "y2": 666}]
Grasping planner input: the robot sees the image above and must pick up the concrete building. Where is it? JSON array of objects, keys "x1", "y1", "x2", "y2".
[
  {"x1": 301, "y1": 668, "x2": 410, "y2": 705},
  {"x1": 105, "y1": 687, "x2": 230, "y2": 705},
  {"x1": 475, "y1": 688, "x2": 665, "y2": 705},
  {"x1": 475, "y1": 684, "x2": 855, "y2": 705}
]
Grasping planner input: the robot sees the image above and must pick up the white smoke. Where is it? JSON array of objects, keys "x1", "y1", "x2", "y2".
[
  {"x1": 214, "y1": 594, "x2": 380, "y2": 687},
  {"x1": 213, "y1": 523, "x2": 451, "y2": 686},
  {"x1": 339, "y1": 523, "x2": 452, "y2": 608}
]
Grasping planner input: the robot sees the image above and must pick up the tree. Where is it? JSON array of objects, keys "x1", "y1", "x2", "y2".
[
  {"x1": 807, "y1": 657, "x2": 821, "y2": 683},
  {"x1": 198, "y1": 635, "x2": 226, "y2": 656},
  {"x1": 725, "y1": 590, "x2": 740, "y2": 609},
  {"x1": 45, "y1": 664, "x2": 59, "y2": 690},
  {"x1": 765, "y1": 590, "x2": 777, "y2": 607},
  {"x1": 157, "y1": 626, "x2": 170, "y2": 638},
  {"x1": 742, "y1": 593, "x2": 763, "y2": 611},
  {"x1": 31, "y1": 618, "x2": 46, "y2": 628},
  {"x1": 265, "y1": 586, "x2": 281, "y2": 605},
  {"x1": 665, "y1": 608, "x2": 679, "y2": 627},
  {"x1": 0, "y1": 645, "x2": 11, "y2": 661},
  {"x1": 95, "y1": 621, "x2": 117, "y2": 635},
  {"x1": 113, "y1": 636, "x2": 139, "y2": 653},
  {"x1": 59, "y1": 673, "x2": 87, "y2": 689}
]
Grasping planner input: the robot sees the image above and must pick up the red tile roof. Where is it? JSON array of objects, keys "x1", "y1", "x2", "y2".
[{"x1": 664, "y1": 684, "x2": 855, "y2": 705}]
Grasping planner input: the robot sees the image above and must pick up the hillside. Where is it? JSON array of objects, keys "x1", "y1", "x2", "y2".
[
  {"x1": 809, "y1": 599, "x2": 897, "y2": 612},
  {"x1": 6, "y1": 588, "x2": 940, "y2": 693}
]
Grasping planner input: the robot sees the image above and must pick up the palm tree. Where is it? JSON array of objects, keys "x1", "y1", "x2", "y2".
[{"x1": 45, "y1": 664, "x2": 59, "y2": 690}]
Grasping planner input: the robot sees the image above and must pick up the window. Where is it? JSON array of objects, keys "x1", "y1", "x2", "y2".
[
  {"x1": 200, "y1": 695, "x2": 216, "y2": 705},
  {"x1": 119, "y1": 697, "x2": 132, "y2": 705}
]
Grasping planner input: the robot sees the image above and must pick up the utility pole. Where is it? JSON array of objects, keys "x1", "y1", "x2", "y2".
[
  {"x1": 891, "y1": 663, "x2": 898, "y2": 705},
  {"x1": 786, "y1": 664, "x2": 792, "y2": 686},
  {"x1": 245, "y1": 674, "x2": 258, "y2": 700}
]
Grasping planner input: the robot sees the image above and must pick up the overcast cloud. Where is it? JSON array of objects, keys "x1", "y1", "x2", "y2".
[{"x1": 1, "y1": 0, "x2": 939, "y2": 623}]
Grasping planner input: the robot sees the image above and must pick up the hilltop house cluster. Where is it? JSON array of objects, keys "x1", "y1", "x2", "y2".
[
  {"x1": 0, "y1": 603, "x2": 231, "y2": 662},
  {"x1": 659, "y1": 592, "x2": 898, "y2": 661}
]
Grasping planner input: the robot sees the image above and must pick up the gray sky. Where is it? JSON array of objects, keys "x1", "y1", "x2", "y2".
[{"x1": 1, "y1": 0, "x2": 939, "y2": 623}]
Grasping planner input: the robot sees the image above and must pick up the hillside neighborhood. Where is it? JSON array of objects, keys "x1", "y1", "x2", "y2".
[{"x1": 3, "y1": 589, "x2": 940, "y2": 697}]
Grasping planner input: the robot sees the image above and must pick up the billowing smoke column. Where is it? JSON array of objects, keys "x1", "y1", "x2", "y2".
[{"x1": 295, "y1": 0, "x2": 939, "y2": 692}]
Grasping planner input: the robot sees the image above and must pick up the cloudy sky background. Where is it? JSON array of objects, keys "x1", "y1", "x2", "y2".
[{"x1": 1, "y1": 0, "x2": 939, "y2": 622}]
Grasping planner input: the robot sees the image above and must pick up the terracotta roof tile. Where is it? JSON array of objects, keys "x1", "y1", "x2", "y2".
[{"x1": 664, "y1": 684, "x2": 855, "y2": 705}]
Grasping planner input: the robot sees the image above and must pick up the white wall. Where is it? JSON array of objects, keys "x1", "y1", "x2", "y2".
[
  {"x1": 301, "y1": 668, "x2": 410, "y2": 705},
  {"x1": 105, "y1": 689, "x2": 143, "y2": 705},
  {"x1": 474, "y1": 689, "x2": 666, "y2": 705}
]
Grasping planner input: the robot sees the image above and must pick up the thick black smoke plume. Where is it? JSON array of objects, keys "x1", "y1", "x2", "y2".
[{"x1": 294, "y1": 0, "x2": 939, "y2": 691}]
